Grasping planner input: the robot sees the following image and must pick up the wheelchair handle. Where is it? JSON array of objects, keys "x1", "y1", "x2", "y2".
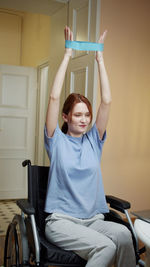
[{"x1": 22, "y1": 159, "x2": 31, "y2": 167}]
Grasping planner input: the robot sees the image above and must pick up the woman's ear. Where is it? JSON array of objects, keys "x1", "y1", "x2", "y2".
[{"x1": 62, "y1": 113, "x2": 68, "y2": 122}]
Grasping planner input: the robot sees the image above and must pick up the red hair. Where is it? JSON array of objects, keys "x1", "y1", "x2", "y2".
[{"x1": 61, "y1": 93, "x2": 93, "y2": 133}]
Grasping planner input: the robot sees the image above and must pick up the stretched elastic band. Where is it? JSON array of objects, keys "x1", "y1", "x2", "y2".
[{"x1": 65, "y1": 40, "x2": 104, "y2": 51}]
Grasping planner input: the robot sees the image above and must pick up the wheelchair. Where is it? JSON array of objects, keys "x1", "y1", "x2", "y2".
[{"x1": 4, "y1": 159, "x2": 146, "y2": 267}]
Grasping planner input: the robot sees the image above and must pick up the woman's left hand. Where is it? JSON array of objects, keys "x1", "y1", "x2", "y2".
[
  {"x1": 96, "y1": 30, "x2": 107, "y2": 62},
  {"x1": 64, "y1": 26, "x2": 73, "y2": 57}
]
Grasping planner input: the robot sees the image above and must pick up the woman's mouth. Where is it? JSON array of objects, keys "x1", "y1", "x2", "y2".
[{"x1": 79, "y1": 125, "x2": 86, "y2": 128}]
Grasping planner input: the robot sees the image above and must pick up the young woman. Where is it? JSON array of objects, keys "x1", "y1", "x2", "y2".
[{"x1": 44, "y1": 26, "x2": 136, "y2": 267}]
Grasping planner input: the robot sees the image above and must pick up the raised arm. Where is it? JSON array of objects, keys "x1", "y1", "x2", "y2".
[
  {"x1": 95, "y1": 31, "x2": 112, "y2": 140},
  {"x1": 46, "y1": 26, "x2": 73, "y2": 137}
]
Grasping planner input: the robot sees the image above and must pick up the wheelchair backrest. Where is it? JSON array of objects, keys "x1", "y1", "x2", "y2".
[{"x1": 27, "y1": 164, "x2": 49, "y2": 233}]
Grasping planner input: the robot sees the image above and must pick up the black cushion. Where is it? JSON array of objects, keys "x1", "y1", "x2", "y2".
[{"x1": 40, "y1": 233, "x2": 86, "y2": 266}]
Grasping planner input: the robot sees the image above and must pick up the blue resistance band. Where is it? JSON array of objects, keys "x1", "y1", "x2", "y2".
[{"x1": 65, "y1": 40, "x2": 104, "y2": 51}]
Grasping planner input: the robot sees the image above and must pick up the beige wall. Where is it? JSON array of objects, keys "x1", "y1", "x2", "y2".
[
  {"x1": 0, "y1": 9, "x2": 22, "y2": 65},
  {"x1": 21, "y1": 13, "x2": 50, "y2": 66},
  {"x1": 0, "y1": 9, "x2": 50, "y2": 66},
  {"x1": 99, "y1": 0, "x2": 150, "y2": 211}
]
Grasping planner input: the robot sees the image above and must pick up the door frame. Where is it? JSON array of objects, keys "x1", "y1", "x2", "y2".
[{"x1": 35, "y1": 61, "x2": 49, "y2": 165}]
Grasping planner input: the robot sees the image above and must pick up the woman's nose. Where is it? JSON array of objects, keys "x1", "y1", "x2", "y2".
[{"x1": 81, "y1": 115, "x2": 86, "y2": 122}]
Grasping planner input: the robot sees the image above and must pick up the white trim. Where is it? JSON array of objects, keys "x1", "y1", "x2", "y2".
[
  {"x1": 92, "y1": 0, "x2": 101, "y2": 124},
  {"x1": 95, "y1": 0, "x2": 101, "y2": 43},
  {"x1": 35, "y1": 62, "x2": 49, "y2": 165},
  {"x1": 88, "y1": 0, "x2": 91, "y2": 41},
  {"x1": 70, "y1": 71, "x2": 74, "y2": 93},
  {"x1": 85, "y1": 66, "x2": 89, "y2": 98}
]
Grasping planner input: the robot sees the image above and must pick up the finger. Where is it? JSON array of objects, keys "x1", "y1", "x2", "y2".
[
  {"x1": 70, "y1": 30, "x2": 73, "y2": 41},
  {"x1": 64, "y1": 25, "x2": 68, "y2": 40},
  {"x1": 98, "y1": 30, "x2": 107, "y2": 43},
  {"x1": 64, "y1": 26, "x2": 73, "y2": 41},
  {"x1": 66, "y1": 26, "x2": 69, "y2": 40},
  {"x1": 68, "y1": 28, "x2": 71, "y2": 40},
  {"x1": 64, "y1": 26, "x2": 68, "y2": 40},
  {"x1": 64, "y1": 26, "x2": 69, "y2": 40},
  {"x1": 102, "y1": 30, "x2": 107, "y2": 41}
]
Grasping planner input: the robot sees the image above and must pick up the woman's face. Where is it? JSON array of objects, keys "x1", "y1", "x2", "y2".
[{"x1": 63, "y1": 102, "x2": 91, "y2": 137}]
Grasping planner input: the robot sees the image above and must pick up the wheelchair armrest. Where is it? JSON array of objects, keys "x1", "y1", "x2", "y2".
[
  {"x1": 106, "y1": 195, "x2": 131, "y2": 213},
  {"x1": 17, "y1": 199, "x2": 35, "y2": 215}
]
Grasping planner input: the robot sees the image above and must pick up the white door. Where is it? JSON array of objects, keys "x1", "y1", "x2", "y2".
[
  {"x1": 67, "y1": 0, "x2": 100, "y2": 121},
  {"x1": 0, "y1": 64, "x2": 37, "y2": 199}
]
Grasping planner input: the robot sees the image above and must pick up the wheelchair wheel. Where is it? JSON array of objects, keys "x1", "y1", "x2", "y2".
[{"x1": 4, "y1": 214, "x2": 29, "y2": 267}]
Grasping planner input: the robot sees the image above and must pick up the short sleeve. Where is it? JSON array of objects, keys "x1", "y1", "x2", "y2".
[
  {"x1": 44, "y1": 123, "x2": 62, "y2": 159},
  {"x1": 87, "y1": 123, "x2": 106, "y2": 158}
]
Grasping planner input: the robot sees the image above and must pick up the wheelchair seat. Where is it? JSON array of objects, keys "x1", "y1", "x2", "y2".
[{"x1": 4, "y1": 160, "x2": 146, "y2": 267}]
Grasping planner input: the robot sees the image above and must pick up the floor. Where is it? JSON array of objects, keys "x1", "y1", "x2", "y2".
[
  {"x1": 0, "y1": 199, "x2": 20, "y2": 266},
  {"x1": 0, "y1": 199, "x2": 20, "y2": 236}
]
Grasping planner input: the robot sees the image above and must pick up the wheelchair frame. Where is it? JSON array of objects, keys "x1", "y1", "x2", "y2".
[{"x1": 4, "y1": 159, "x2": 146, "y2": 267}]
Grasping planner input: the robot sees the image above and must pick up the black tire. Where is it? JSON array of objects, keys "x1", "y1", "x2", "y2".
[{"x1": 4, "y1": 214, "x2": 29, "y2": 267}]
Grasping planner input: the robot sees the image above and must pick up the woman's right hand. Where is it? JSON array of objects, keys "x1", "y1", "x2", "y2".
[
  {"x1": 64, "y1": 26, "x2": 73, "y2": 57},
  {"x1": 96, "y1": 30, "x2": 107, "y2": 63}
]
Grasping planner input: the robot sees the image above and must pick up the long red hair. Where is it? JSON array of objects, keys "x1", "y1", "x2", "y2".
[{"x1": 61, "y1": 93, "x2": 93, "y2": 133}]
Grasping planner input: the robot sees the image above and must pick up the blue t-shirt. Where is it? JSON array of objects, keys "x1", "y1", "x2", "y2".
[{"x1": 44, "y1": 123, "x2": 109, "y2": 218}]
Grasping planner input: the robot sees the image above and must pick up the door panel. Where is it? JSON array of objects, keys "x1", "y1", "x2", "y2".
[
  {"x1": 0, "y1": 117, "x2": 27, "y2": 148},
  {"x1": 70, "y1": 66, "x2": 88, "y2": 96},
  {"x1": 0, "y1": 64, "x2": 37, "y2": 199}
]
